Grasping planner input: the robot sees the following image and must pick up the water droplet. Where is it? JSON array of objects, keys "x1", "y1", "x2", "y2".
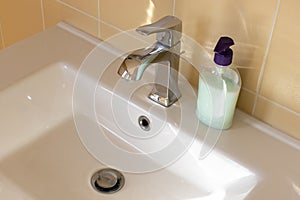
[{"x1": 27, "y1": 95, "x2": 32, "y2": 100}]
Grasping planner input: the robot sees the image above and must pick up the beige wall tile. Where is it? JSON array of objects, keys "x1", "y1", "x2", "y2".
[
  {"x1": 100, "y1": 0, "x2": 174, "y2": 31},
  {"x1": 43, "y1": 0, "x2": 98, "y2": 37},
  {"x1": 60, "y1": 0, "x2": 98, "y2": 17},
  {"x1": 237, "y1": 89, "x2": 255, "y2": 114},
  {"x1": 60, "y1": 5, "x2": 98, "y2": 38},
  {"x1": 0, "y1": 0, "x2": 43, "y2": 47},
  {"x1": 43, "y1": 0, "x2": 62, "y2": 28},
  {"x1": 260, "y1": 0, "x2": 300, "y2": 113},
  {"x1": 175, "y1": 0, "x2": 278, "y2": 92},
  {"x1": 254, "y1": 97, "x2": 300, "y2": 139},
  {"x1": 0, "y1": 24, "x2": 3, "y2": 50}
]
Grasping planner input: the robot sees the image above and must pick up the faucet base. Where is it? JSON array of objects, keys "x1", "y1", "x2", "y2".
[{"x1": 148, "y1": 92, "x2": 180, "y2": 107}]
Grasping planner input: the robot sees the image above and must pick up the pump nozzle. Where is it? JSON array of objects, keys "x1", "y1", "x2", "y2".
[{"x1": 214, "y1": 36, "x2": 234, "y2": 66}]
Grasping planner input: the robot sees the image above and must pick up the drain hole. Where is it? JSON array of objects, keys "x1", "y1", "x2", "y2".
[
  {"x1": 138, "y1": 116, "x2": 150, "y2": 131},
  {"x1": 91, "y1": 168, "x2": 125, "y2": 194}
]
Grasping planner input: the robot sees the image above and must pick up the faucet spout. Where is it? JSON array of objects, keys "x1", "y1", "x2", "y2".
[
  {"x1": 117, "y1": 16, "x2": 182, "y2": 107},
  {"x1": 117, "y1": 45, "x2": 164, "y2": 81}
]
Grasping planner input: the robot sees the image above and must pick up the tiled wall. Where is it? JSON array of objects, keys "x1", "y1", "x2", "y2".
[
  {"x1": 0, "y1": 0, "x2": 299, "y2": 139},
  {"x1": 0, "y1": 24, "x2": 3, "y2": 49}
]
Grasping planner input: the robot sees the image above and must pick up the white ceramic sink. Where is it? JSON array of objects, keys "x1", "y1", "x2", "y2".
[
  {"x1": 0, "y1": 62, "x2": 256, "y2": 199},
  {"x1": 0, "y1": 23, "x2": 299, "y2": 200}
]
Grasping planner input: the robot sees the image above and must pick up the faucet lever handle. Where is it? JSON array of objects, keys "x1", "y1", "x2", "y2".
[{"x1": 136, "y1": 16, "x2": 182, "y2": 47}]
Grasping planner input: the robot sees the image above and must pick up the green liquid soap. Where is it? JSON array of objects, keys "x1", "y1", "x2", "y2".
[{"x1": 196, "y1": 67, "x2": 241, "y2": 129}]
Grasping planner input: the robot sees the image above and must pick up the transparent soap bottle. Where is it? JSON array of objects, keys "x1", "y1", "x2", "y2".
[{"x1": 196, "y1": 37, "x2": 241, "y2": 129}]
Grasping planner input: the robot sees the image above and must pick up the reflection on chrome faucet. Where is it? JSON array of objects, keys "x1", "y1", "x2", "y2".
[{"x1": 117, "y1": 16, "x2": 182, "y2": 107}]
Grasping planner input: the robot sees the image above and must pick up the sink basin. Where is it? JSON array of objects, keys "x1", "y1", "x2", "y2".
[
  {"x1": 0, "y1": 62, "x2": 256, "y2": 199},
  {"x1": 0, "y1": 23, "x2": 299, "y2": 200}
]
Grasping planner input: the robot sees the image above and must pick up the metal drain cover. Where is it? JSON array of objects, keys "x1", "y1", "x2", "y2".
[{"x1": 91, "y1": 168, "x2": 125, "y2": 194}]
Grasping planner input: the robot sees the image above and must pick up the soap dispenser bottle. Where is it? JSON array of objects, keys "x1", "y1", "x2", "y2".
[{"x1": 196, "y1": 36, "x2": 241, "y2": 129}]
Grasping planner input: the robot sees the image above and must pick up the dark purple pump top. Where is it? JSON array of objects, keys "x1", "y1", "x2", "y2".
[{"x1": 213, "y1": 36, "x2": 234, "y2": 66}]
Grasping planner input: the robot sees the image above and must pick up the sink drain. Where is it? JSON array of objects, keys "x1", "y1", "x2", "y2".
[
  {"x1": 91, "y1": 168, "x2": 125, "y2": 194},
  {"x1": 138, "y1": 115, "x2": 150, "y2": 131}
]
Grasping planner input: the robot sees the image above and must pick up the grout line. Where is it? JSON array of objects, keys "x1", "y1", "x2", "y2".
[
  {"x1": 0, "y1": 23, "x2": 5, "y2": 48},
  {"x1": 100, "y1": 20, "x2": 123, "y2": 32},
  {"x1": 40, "y1": 0, "x2": 46, "y2": 30},
  {"x1": 242, "y1": 87, "x2": 256, "y2": 95},
  {"x1": 172, "y1": 0, "x2": 176, "y2": 16},
  {"x1": 241, "y1": 85, "x2": 299, "y2": 118},
  {"x1": 56, "y1": 0, "x2": 164, "y2": 43},
  {"x1": 252, "y1": 0, "x2": 281, "y2": 115},
  {"x1": 57, "y1": 22, "x2": 101, "y2": 45},
  {"x1": 57, "y1": 0, "x2": 98, "y2": 21},
  {"x1": 100, "y1": 20, "x2": 153, "y2": 46},
  {"x1": 258, "y1": 95, "x2": 300, "y2": 117},
  {"x1": 97, "y1": 0, "x2": 101, "y2": 38},
  {"x1": 56, "y1": 0, "x2": 123, "y2": 39}
]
